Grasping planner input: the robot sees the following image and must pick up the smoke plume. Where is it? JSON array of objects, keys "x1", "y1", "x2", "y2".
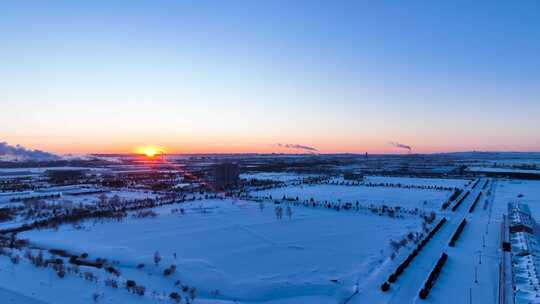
[
  {"x1": 389, "y1": 141, "x2": 412, "y2": 151},
  {"x1": 277, "y1": 143, "x2": 318, "y2": 153},
  {"x1": 0, "y1": 142, "x2": 60, "y2": 161}
]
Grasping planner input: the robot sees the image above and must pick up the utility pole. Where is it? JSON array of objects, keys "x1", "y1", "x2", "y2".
[{"x1": 475, "y1": 266, "x2": 478, "y2": 284}]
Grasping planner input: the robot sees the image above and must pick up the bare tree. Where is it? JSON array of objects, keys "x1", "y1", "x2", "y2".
[
  {"x1": 286, "y1": 206, "x2": 293, "y2": 220},
  {"x1": 189, "y1": 287, "x2": 197, "y2": 302},
  {"x1": 153, "y1": 251, "x2": 161, "y2": 266}
]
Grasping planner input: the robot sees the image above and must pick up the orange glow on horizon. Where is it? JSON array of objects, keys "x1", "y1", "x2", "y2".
[
  {"x1": 135, "y1": 146, "x2": 166, "y2": 158},
  {"x1": 6, "y1": 136, "x2": 539, "y2": 155}
]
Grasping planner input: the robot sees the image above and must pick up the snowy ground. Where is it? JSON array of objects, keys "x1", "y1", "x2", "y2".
[
  {"x1": 350, "y1": 178, "x2": 499, "y2": 304},
  {"x1": 0, "y1": 255, "x2": 153, "y2": 304},
  {"x1": 251, "y1": 184, "x2": 452, "y2": 212},
  {"x1": 363, "y1": 176, "x2": 468, "y2": 188},
  {"x1": 0, "y1": 167, "x2": 110, "y2": 176},
  {"x1": 18, "y1": 199, "x2": 424, "y2": 303},
  {"x1": 0, "y1": 188, "x2": 160, "y2": 206},
  {"x1": 468, "y1": 166, "x2": 540, "y2": 174},
  {"x1": 42, "y1": 189, "x2": 159, "y2": 206},
  {"x1": 4, "y1": 175, "x2": 537, "y2": 304},
  {"x1": 492, "y1": 179, "x2": 540, "y2": 220},
  {"x1": 240, "y1": 172, "x2": 320, "y2": 183}
]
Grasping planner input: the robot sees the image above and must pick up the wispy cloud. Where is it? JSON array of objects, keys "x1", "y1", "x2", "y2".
[
  {"x1": 389, "y1": 141, "x2": 412, "y2": 151},
  {"x1": 277, "y1": 143, "x2": 318, "y2": 153}
]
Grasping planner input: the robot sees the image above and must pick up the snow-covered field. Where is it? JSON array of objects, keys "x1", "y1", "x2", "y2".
[
  {"x1": 492, "y1": 179, "x2": 540, "y2": 220},
  {"x1": 47, "y1": 189, "x2": 160, "y2": 208},
  {"x1": 4, "y1": 173, "x2": 536, "y2": 304},
  {"x1": 0, "y1": 167, "x2": 109, "y2": 175},
  {"x1": 251, "y1": 184, "x2": 452, "y2": 211},
  {"x1": 102, "y1": 189, "x2": 159, "y2": 201},
  {"x1": 0, "y1": 256, "x2": 153, "y2": 304},
  {"x1": 468, "y1": 166, "x2": 540, "y2": 174},
  {"x1": 19, "y1": 199, "x2": 424, "y2": 303},
  {"x1": 48, "y1": 189, "x2": 158, "y2": 206},
  {"x1": 240, "y1": 172, "x2": 320, "y2": 183},
  {"x1": 363, "y1": 176, "x2": 468, "y2": 188},
  {"x1": 0, "y1": 188, "x2": 159, "y2": 206}
]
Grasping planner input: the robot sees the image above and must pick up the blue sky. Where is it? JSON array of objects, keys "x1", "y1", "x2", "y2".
[{"x1": 1, "y1": 1, "x2": 539, "y2": 153}]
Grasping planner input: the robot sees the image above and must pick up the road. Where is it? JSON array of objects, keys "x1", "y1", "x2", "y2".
[{"x1": 350, "y1": 179, "x2": 499, "y2": 304}]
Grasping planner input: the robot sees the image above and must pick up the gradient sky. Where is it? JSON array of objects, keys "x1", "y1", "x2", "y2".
[{"x1": 1, "y1": 1, "x2": 540, "y2": 154}]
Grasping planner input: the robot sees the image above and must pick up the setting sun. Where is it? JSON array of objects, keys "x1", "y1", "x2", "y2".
[
  {"x1": 136, "y1": 146, "x2": 164, "y2": 157},
  {"x1": 144, "y1": 148, "x2": 158, "y2": 157}
]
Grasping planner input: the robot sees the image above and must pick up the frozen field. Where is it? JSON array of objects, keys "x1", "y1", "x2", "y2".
[
  {"x1": 363, "y1": 176, "x2": 468, "y2": 188},
  {"x1": 240, "y1": 172, "x2": 319, "y2": 183},
  {"x1": 0, "y1": 166, "x2": 109, "y2": 175},
  {"x1": 20, "y1": 199, "x2": 424, "y2": 303},
  {"x1": 0, "y1": 256, "x2": 153, "y2": 304},
  {"x1": 492, "y1": 179, "x2": 540, "y2": 219},
  {"x1": 251, "y1": 184, "x2": 452, "y2": 211},
  {"x1": 45, "y1": 189, "x2": 159, "y2": 206},
  {"x1": 0, "y1": 188, "x2": 159, "y2": 206},
  {"x1": 468, "y1": 166, "x2": 540, "y2": 174}
]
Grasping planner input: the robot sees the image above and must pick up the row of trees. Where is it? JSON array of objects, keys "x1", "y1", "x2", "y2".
[
  {"x1": 451, "y1": 191, "x2": 470, "y2": 211},
  {"x1": 441, "y1": 188, "x2": 463, "y2": 210},
  {"x1": 363, "y1": 182, "x2": 457, "y2": 192},
  {"x1": 418, "y1": 253, "x2": 448, "y2": 299},
  {"x1": 448, "y1": 219, "x2": 467, "y2": 247},
  {"x1": 248, "y1": 194, "x2": 428, "y2": 221},
  {"x1": 0, "y1": 179, "x2": 37, "y2": 192},
  {"x1": 468, "y1": 192, "x2": 482, "y2": 213},
  {"x1": 381, "y1": 217, "x2": 447, "y2": 291},
  {"x1": 237, "y1": 176, "x2": 331, "y2": 195}
]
